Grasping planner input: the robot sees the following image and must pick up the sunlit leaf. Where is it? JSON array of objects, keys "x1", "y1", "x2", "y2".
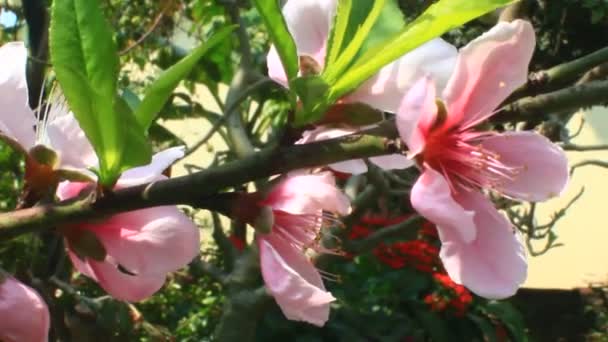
[
  {"x1": 134, "y1": 26, "x2": 235, "y2": 130},
  {"x1": 50, "y1": 0, "x2": 151, "y2": 185},
  {"x1": 253, "y1": 0, "x2": 298, "y2": 84},
  {"x1": 329, "y1": 0, "x2": 515, "y2": 101}
]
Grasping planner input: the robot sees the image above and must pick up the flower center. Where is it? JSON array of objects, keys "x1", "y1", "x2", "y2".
[
  {"x1": 421, "y1": 127, "x2": 521, "y2": 193},
  {"x1": 272, "y1": 210, "x2": 344, "y2": 256}
]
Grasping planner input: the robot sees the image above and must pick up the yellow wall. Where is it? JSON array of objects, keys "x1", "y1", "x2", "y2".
[{"x1": 525, "y1": 106, "x2": 608, "y2": 288}]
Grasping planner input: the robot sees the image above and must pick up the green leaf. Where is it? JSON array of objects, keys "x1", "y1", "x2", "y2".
[
  {"x1": 324, "y1": 0, "x2": 353, "y2": 67},
  {"x1": 134, "y1": 26, "x2": 235, "y2": 130},
  {"x1": 357, "y1": 0, "x2": 405, "y2": 57},
  {"x1": 115, "y1": 96, "x2": 153, "y2": 171},
  {"x1": 329, "y1": 0, "x2": 516, "y2": 101},
  {"x1": 467, "y1": 313, "x2": 498, "y2": 342},
  {"x1": 322, "y1": 0, "x2": 386, "y2": 85},
  {"x1": 50, "y1": 0, "x2": 150, "y2": 185},
  {"x1": 326, "y1": 0, "x2": 404, "y2": 69},
  {"x1": 254, "y1": 0, "x2": 298, "y2": 84},
  {"x1": 292, "y1": 75, "x2": 330, "y2": 126}
]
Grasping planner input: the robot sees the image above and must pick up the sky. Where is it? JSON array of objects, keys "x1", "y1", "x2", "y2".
[{"x1": 0, "y1": 9, "x2": 17, "y2": 28}]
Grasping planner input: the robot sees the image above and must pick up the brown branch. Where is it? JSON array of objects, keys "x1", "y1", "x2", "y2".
[
  {"x1": 0, "y1": 129, "x2": 399, "y2": 241},
  {"x1": 561, "y1": 143, "x2": 608, "y2": 151},
  {"x1": 508, "y1": 45, "x2": 608, "y2": 101},
  {"x1": 119, "y1": 3, "x2": 170, "y2": 55},
  {"x1": 495, "y1": 80, "x2": 608, "y2": 123},
  {"x1": 576, "y1": 62, "x2": 608, "y2": 85},
  {"x1": 570, "y1": 160, "x2": 608, "y2": 176},
  {"x1": 183, "y1": 77, "x2": 274, "y2": 158}
]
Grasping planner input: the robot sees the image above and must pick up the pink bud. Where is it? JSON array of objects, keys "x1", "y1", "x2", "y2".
[{"x1": 0, "y1": 276, "x2": 50, "y2": 342}]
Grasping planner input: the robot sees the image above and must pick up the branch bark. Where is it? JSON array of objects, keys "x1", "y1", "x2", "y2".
[
  {"x1": 508, "y1": 45, "x2": 608, "y2": 101},
  {"x1": 495, "y1": 80, "x2": 608, "y2": 123},
  {"x1": 0, "y1": 128, "x2": 398, "y2": 238}
]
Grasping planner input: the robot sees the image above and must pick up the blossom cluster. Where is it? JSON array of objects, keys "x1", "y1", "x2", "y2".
[{"x1": 0, "y1": 0, "x2": 571, "y2": 338}]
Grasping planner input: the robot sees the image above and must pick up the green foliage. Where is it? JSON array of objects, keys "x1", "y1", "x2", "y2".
[
  {"x1": 4, "y1": 0, "x2": 608, "y2": 340},
  {"x1": 322, "y1": 0, "x2": 387, "y2": 85},
  {"x1": 292, "y1": 76, "x2": 330, "y2": 125},
  {"x1": 50, "y1": 0, "x2": 151, "y2": 185},
  {"x1": 134, "y1": 25, "x2": 236, "y2": 130},
  {"x1": 253, "y1": 0, "x2": 298, "y2": 85},
  {"x1": 329, "y1": 0, "x2": 515, "y2": 101},
  {"x1": 292, "y1": 0, "x2": 514, "y2": 126}
]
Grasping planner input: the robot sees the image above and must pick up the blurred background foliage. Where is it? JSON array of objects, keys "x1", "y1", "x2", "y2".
[{"x1": 0, "y1": 0, "x2": 607, "y2": 340}]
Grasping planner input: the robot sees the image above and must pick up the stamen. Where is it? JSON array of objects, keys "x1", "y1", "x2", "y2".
[
  {"x1": 272, "y1": 211, "x2": 346, "y2": 256},
  {"x1": 34, "y1": 82, "x2": 69, "y2": 146},
  {"x1": 317, "y1": 268, "x2": 342, "y2": 283},
  {"x1": 423, "y1": 129, "x2": 523, "y2": 194}
]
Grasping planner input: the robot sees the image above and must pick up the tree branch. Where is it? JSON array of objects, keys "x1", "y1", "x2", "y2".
[
  {"x1": 119, "y1": 2, "x2": 169, "y2": 55},
  {"x1": 0, "y1": 131, "x2": 399, "y2": 240},
  {"x1": 495, "y1": 80, "x2": 608, "y2": 123},
  {"x1": 508, "y1": 45, "x2": 608, "y2": 101},
  {"x1": 561, "y1": 143, "x2": 608, "y2": 151},
  {"x1": 570, "y1": 160, "x2": 608, "y2": 176}
]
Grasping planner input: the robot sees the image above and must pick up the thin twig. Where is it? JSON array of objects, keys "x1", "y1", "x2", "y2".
[
  {"x1": 212, "y1": 212, "x2": 237, "y2": 271},
  {"x1": 119, "y1": 3, "x2": 170, "y2": 55},
  {"x1": 570, "y1": 160, "x2": 608, "y2": 176},
  {"x1": 496, "y1": 80, "x2": 608, "y2": 123},
  {"x1": 182, "y1": 78, "x2": 274, "y2": 158},
  {"x1": 190, "y1": 257, "x2": 228, "y2": 285},
  {"x1": 0, "y1": 130, "x2": 398, "y2": 241},
  {"x1": 561, "y1": 143, "x2": 608, "y2": 151}
]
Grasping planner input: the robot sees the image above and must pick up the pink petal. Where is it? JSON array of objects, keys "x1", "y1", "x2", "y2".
[
  {"x1": 410, "y1": 167, "x2": 476, "y2": 243},
  {"x1": 396, "y1": 76, "x2": 437, "y2": 156},
  {"x1": 56, "y1": 181, "x2": 90, "y2": 201},
  {"x1": 67, "y1": 206, "x2": 199, "y2": 302},
  {"x1": 297, "y1": 125, "x2": 356, "y2": 144},
  {"x1": 117, "y1": 146, "x2": 185, "y2": 188},
  {"x1": 259, "y1": 237, "x2": 335, "y2": 326},
  {"x1": 267, "y1": 0, "x2": 335, "y2": 85},
  {"x1": 329, "y1": 159, "x2": 368, "y2": 174},
  {"x1": 46, "y1": 111, "x2": 98, "y2": 170},
  {"x1": 264, "y1": 172, "x2": 350, "y2": 215},
  {"x1": 0, "y1": 277, "x2": 50, "y2": 342},
  {"x1": 480, "y1": 131, "x2": 569, "y2": 202},
  {"x1": 69, "y1": 251, "x2": 166, "y2": 302},
  {"x1": 443, "y1": 20, "x2": 535, "y2": 129},
  {"x1": 348, "y1": 38, "x2": 457, "y2": 113},
  {"x1": 369, "y1": 154, "x2": 413, "y2": 170},
  {"x1": 438, "y1": 190, "x2": 527, "y2": 299},
  {"x1": 267, "y1": 45, "x2": 289, "y2": 87},
  {"x1": 67, "y1": 248, "x2": 97, "y2": 279},
  {"x1": 0, "y1": 42, "x2": 36, "y2": 150},
  {"x1": 282, "y1": 0, "x2": 334, "y2": 64},
  {"x1": 89, "y1": 206, "x2": 200, "y2": 277}
]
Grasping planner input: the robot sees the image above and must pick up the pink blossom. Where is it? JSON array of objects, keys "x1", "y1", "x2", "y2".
[
  {"x1": 58, "y1": 147, "x2": 201, "y2": 302},
  {"x1": 396, "y1": 20, "x2": 569, "y2": 298},
  {"x1": 0, "y1": 41, "x2": 97, "y2": 174},
  {"x1": 0, "y1": 42, "x2": 198, "y2": 303},
  {"x1": 268, "y1": 0, "x2": 458, "y2": 174},
  {"x1": 0, "y1": 276, "x2": 50, "y2": 342},
  {"x1": 257, "y1": 172, "x2": 350, "y2": 326}
]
